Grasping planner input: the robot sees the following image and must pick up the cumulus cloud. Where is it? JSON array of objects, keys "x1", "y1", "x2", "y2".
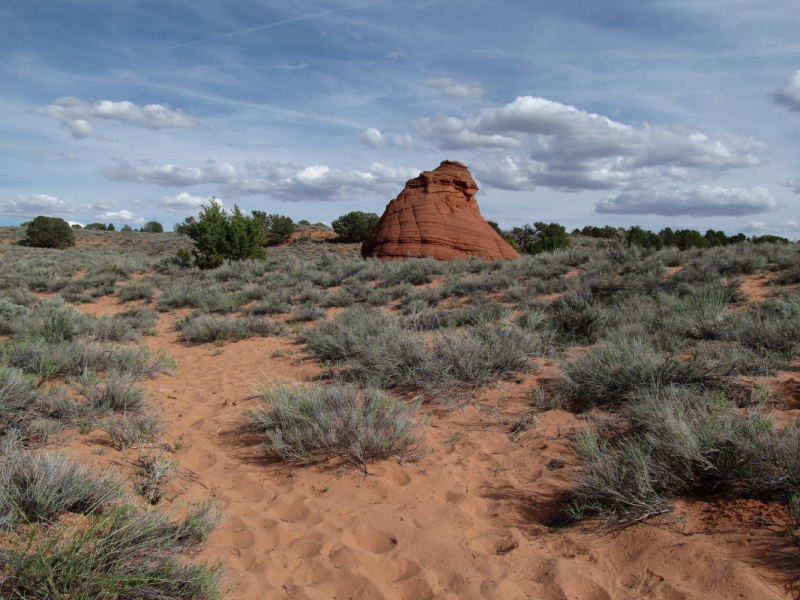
[
  {"x1": 595, "y1": 186, "x2": 778, "y2": 217},
  {"x1": 0, "y1": 194, "x2": 77, "y2": 219},
  {"x1": 32, "y1": 97, "x2": 201, "y2": 140},
  {"x1": 423, "y1": 78, "x2": 486, "y2": 99},
  {"x1": 390, "y1": 134, "x2": 413, "y2": 149},
  {"x1": 102, "y1": 159, "x2": 420, "y2": 201},
  {"x1": 359, "y1": 128, "x2": 386, "y2": 148},
  {"x1": 411, "y1": 96, "x2": 766, "y2": 192},
  {"x1": 100, "y1": 210, "x2": 144, "y2": 225},
  {"x1": 158, "y1": 192, "x2": 219, "y2": 212},
  {"x1": 772, "y1": 70, "x2": 800, "y2": 111}
]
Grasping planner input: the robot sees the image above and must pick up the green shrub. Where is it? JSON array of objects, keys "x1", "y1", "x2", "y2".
[
  {"x1": 84, "y1": 223, "x2": 108, "y2": 231},
  {"x1": 120, "y1": 224, "x2": 133, "y2": 232},
  {"x1": 181, "y1": 199, "x2": 266, "y2": 269},
  {"x1": 23, "y1": 216, "x2": 75, "y2": 249},
  {"x1": 524, "y1": 222, "x2": 571, "y2": 255},
  {"x1": 247, "y1": 382, "x2": 423, "y2": 471},
  {"x1": 332, "y1": 211, "x2": 380, "y2": 242},
  {"x1": 252, "y1": 211, "x2": 295, "y2": 244},
  {"x1": 141, "y1": 221, "x2": 164, "y2": 233}
]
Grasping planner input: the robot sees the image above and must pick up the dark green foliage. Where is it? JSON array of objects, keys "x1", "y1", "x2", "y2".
[
  {"x1": 487, "y1": 220, "x2": 522, "y2": 252},
  {"x1": 332, "y1": 211, "x2": 380, "y2": 242},
  {"x1": 181, "y1": 199, "x2": 266, "y2": 269},
  {"x1": 23, "y1": 216, "x2": 75, "y2": 249},
  {"x1": 252, "y1": 211, "x2": 295, "y2": 244},
  {"x1": 84, "y1": 223, "x2": 108, "y2": 231},
  {"x1": 71, "y1": 224, "x2": 82, "y2": 230},
  {"x1": 525, "y1": 222, "x2": 571, "y2": 255},
  {"x1": 120, "y1": 224, "x2": 133, "y2": 232},
  {"x1": 577, "y1": 225, "x2": 620, "y2": 238},
  {"x1": 750, "y1": 234, "x2": 790, "y2": 245},
  {"x1": 174, "y1": 248, "x2": 193, "y2": 268},
  {"x1": 626, "y1": 226, "x2": 664, "y2": 250},
  {"x1": 141, "y1": 221, "x2": 164, "y2": 233},
  {"x1": 107, "y1": 223, "x2": 115, "y2": 231}
]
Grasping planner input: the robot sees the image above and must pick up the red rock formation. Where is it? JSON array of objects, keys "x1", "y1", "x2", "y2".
[{"x1": 361, "y1": 160, "x2": 520, "y2": 261}]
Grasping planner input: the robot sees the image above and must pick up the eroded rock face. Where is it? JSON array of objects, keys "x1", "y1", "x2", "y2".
[{"x1": 361, "y1": 160, "x2": 520, "y2": 261}]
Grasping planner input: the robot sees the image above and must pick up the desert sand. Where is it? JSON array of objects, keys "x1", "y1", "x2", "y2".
[{"x1": 60, "y1": 284, "x2": 797, "y2": 600}]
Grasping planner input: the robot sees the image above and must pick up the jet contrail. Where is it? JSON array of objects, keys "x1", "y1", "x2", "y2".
[{"x1": 158, "y1": 3, "x2": 374, "y2": 53}]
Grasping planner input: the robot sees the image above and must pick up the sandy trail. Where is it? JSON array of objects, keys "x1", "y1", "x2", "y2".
[{"x1": 63, "y1": 295, "x2": 796, "y2": 600}]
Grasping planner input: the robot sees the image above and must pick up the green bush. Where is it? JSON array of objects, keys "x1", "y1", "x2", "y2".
[
  {"x1": 23, "y1": 216, "x2": 75, "y2": 249},
  {"x1": 180, "y1": 199, "x2": 266, "y2": 269},
  {"x1": 84, "y1": 223, "x2": 108, "y2": 231},
  {"x1": 487, "y1": 221, "x2": 522, "y2": 252},
  {"x1": 141, "y1": 221, "x2": 164, "y2": 233},
  {"x1": 107, "y1": 223, "x2": 115, "y2": 231},
  {"x1": 332, "y1": 211, "x2": 380, "y2": 242},
  {"x1": 252, "y1": 211, "x2": 295, "y2": 244},
  {"x1": 120, "y1": 224, "x2": 133, "y2": 232},
  {"x1": 525, "y1": 222, "x2": 571, "y2": 255}
]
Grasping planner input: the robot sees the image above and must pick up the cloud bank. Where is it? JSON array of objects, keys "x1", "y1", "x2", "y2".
[
  {"x1": 33, "y1": 97, "x2": 201, "y2": 140},
  {"x1": 0, "y1": 193, "x2": 143, "y2": 224},
  {"x1": 411, "y1": 96, "x2": 766, "y2": 192},
  {"x1": 103, "y1": 159, "x2": 420, "y2": 201},
  {"x1": 595, "y1": 186, "x2": 778, "y2": 217}
]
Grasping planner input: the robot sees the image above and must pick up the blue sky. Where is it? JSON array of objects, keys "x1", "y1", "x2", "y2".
[{"x1": 2, "y1": 0, "x2": 800, "y2": 238}]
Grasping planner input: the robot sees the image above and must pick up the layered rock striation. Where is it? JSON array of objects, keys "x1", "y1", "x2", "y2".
[{"x1": 361, "y1": 160, "x2": 520, "y2": 261}]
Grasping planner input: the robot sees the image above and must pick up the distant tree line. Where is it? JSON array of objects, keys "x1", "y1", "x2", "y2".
[{"x1": 573, "y1": 224, "x2": 790, "y2": 249}]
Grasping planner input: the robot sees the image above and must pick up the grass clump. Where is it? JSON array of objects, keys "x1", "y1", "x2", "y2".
[
  {"x1": 248, "y1": 381, "x2": 423, "y2": 473},
  {"x1": 0, "y1": 449, "x2": 124, "y2": 528},
  {"x1": 118, "y1": 280, "x2": 156, "y2": 302},
  {"x1": 0, "y1": 500, "x2": 223, "y2": 600},
  {"x1": 561, "y1": 338, "x2": 712, "y2": 405},
  {"x1": 174, "y1": 314, "x2": 285, "y2": 343},
  {"x1": 571, "y1": 386, "x2": 800, "y2": 523},
  {"x1": 301, "y1": 306, "x2": 425, "y2": 388}
]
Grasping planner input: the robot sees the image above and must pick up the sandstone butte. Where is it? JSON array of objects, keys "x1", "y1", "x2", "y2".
[{"x1": 361, "y1": 160, "x2": 520, "y2": 261}]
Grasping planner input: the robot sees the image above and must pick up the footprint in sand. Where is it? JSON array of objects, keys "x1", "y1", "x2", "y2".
[
  {"x1": 272, "y1": 500, "x2": 311, "y2": 523},
  {"x1": 353, "y1": 524, "x2": 399, "y2": 554},
  {"x1": 286, "y1": 538, "x2": 323, "y2": 559}
]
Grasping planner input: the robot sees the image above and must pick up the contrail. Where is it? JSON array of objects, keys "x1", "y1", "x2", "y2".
[{"x1": 158, "y1": 3, "x2": 374, "y2": 53}]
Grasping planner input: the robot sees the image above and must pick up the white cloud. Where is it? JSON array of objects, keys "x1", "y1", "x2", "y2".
[
  {"x1": 595, "y1": 186, "x2": 778, "y2": 217},
  {"x1": 422, "y1": 78, "x2": 486, "y2": 99},
  {"x1": 390, "y1": 134, "x2": 413, "y2": 149},
  {"x1": 102, "y1": 159, "x2": 420, "y2": 201},
  {"x1": 32, "y1": 97, "x2": 201, "y2": 140},
  {"x1": 102, "y1": 158, "x2": 238, "y2": 187},
  {"x1": 359, "y1": 128, "x2": 386, "y2": 148},
  {"x1": 158, "y1": 192, "x2": 219, "y2": 212},
  {"x1": 100, "y1": 210, "x2": 144, "y2": 225},
  {"x1": 411, "y1": 96, "x2": 766, "y2": 192},
  {"x1": 0, "y1": 194, "x2": 77, "y2": 219},
  {"x1": 772, "y1": 70, "x2": 800, "y2": 111}
]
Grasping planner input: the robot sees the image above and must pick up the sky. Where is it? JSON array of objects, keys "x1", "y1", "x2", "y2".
[{"x1": 2, "y1": 0, "x2": 800, "y2": 239}]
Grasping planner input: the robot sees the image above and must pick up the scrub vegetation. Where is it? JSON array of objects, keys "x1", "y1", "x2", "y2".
[{"x1": 0, "y1": 217, "x2": 799, "y2": 596}]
